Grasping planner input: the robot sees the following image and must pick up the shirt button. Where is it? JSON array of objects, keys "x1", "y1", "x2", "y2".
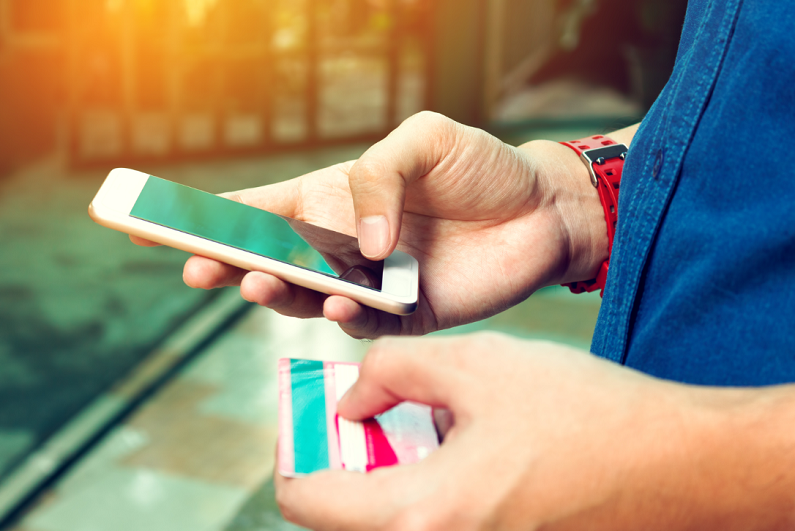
[{"x1": 652, "y1": 150, "x2": 664, "y2": 179}]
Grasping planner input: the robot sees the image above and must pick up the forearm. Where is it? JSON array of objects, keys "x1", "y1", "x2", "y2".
[
  {"x1": 533, "y1": 379, "x2": 795, "y2": 530},
  {"x1": 680, "y1": 384, "x2": 795, "y2": 529},
  {"x1": 579, "y1": 382, "x2": 795, "y2": 530}
]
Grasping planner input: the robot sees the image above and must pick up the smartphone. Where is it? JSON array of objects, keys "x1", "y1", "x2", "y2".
[{"x1": 89, "y1": 168, "x2": 419, "y2": 315}]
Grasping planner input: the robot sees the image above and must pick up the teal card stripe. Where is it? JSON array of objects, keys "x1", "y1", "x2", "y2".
[{"x1": 290, "y1": 359, "x2": 329, "y2": 474}]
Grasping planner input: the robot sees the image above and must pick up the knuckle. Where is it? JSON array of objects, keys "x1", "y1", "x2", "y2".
[
  {"x1": 362, "y1": 340, "x2": 389, "y2": 373},
  {"x1": 438, "y1": 332, "x2": 505, "y2": 372},
  {"x1": 403, "y1": 110, "x2": 450, "y2": 132},
  {"x1": 349, "y1": 158, "x2": 388, "y2": 193},
  {"x1": 403, "y1": 111, "x2": 456, "y2": 144},
  {"x1": 225, "y1": 192, "x2": 245, "y2": 204},
  {"x1": 362, "y1": 336, "x2": 402, "y2": 373}
]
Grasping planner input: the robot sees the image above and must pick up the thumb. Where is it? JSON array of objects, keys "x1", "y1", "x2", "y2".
[
  {"x1": 337, "y1": 335, "x2": 464, "y2": 420},
  {"x1": 349, "y1": 112, "x2": 458, "y2": 259}
]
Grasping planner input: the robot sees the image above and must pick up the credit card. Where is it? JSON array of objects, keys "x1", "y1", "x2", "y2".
[{"x1": 278, "y1": 358, "x2": 439, "y2": 477}]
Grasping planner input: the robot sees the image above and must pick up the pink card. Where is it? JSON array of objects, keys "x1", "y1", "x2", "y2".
[{"x1": 278, "y1": 358, "x2": 439, "y2": 477}]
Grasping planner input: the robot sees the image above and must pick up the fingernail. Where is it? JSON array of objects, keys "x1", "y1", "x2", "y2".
[{"x1": 359, "y1": 215, "x2": 389, "y2": 258}]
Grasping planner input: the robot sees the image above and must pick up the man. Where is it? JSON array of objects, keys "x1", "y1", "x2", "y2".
[{"x1": 144, "y1": 0, "x2": 795, "y2": 528}]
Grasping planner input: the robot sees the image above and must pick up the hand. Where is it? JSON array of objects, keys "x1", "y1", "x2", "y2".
[
  {"x1": 274, "y1": 333, "x2": 792, "y2": 531},
  {"x1": 135, "y1": 112, "x2": 607, "y2": 338}
]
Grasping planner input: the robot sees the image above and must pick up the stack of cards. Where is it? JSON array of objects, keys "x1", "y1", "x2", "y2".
[{"x1": 278, "y1": 358, "x2": 439, "y2": 477}]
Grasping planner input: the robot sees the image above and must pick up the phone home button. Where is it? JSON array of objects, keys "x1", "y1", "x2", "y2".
[{"x1": 382, "y1": 273, "x2": 411, "y2": 297}]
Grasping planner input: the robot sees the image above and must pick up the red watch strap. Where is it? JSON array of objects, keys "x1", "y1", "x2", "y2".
[{"x1": 559, "y1": 135, "x2": 627, "y2": 296}]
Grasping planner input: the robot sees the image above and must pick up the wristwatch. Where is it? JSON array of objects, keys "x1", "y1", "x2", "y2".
[{"x1": 559, "y1": 135, "x2": 628, "y2": 296}]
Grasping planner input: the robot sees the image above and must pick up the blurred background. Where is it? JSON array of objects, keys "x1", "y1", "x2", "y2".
[{"x1": 0, "y1": 0, "x2": 686, "y2": 529}]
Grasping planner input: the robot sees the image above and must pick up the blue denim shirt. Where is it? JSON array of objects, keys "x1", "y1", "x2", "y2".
[{"x1": 591, "y1": 0, "x2": 795, "y2": 385}]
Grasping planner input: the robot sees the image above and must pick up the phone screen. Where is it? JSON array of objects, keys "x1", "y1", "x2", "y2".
[{"x1": 130, "y1": 176, "x2": 383, "y2": 290}]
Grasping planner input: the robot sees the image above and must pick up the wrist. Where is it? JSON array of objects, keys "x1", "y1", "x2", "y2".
[{"x1": 518, "y1": 139, "x2": 609, "y2": 286}]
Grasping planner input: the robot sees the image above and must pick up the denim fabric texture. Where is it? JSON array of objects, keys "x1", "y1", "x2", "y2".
[{"x1": 591, "y1": 0, "x2": 795, "y2": 385}]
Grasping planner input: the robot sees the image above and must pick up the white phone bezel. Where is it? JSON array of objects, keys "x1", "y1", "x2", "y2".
[{"x1": 89, "y1": 168, "x2": 419, "y2": 315}]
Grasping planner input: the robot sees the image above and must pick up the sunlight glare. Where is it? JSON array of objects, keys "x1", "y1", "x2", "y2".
[{"x1": 184, "y1": 0, "x2": 219, "y2": 26}]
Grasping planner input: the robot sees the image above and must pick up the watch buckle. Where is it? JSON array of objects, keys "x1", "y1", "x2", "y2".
[{"x1": 580, "y1": 144, "x2": 628, "y2": 187}]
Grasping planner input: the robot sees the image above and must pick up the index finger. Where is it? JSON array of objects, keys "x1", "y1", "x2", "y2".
[
  {"x1": 337, "y1": 335, "x2": 474, "y2": 421},
  {"x1": 220, "y1": 161, "x2": 355, "y2": 221},
  {"x1": 348, "y1": 112, "x2": 456, "y2": 260},
  {"x1": 219, "y1": 179, "x2": 301, "y2": 218}
]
